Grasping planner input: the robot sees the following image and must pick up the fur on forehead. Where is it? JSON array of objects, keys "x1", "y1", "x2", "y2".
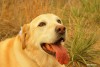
[{"x1": 30, "y1": 13, "x2": 62, "y2": 26}]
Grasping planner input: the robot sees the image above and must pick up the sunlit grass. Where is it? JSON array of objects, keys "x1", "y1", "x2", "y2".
[
  {"x1": 65, "y1": 0, "x2": 100, "y2": 66},
  {"x1": 66, "y1": 21, "x2": 100, "y2": 67}
]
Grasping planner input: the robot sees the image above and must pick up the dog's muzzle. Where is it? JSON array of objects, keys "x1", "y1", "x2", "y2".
[{"x1": 41, "y1": 25, "x2": 69, "y2": 65}]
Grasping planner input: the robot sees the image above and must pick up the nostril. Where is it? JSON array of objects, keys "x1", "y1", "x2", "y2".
[
  {"x1": 58, "y1": 28, "x2": 61, "y2": 32},
  {"x1": 63, "y1": 27, "x2": 66, "y2": 31}
]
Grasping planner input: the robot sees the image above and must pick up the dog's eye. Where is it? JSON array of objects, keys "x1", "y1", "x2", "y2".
[
  {"x1": 38, "y1": 22, "x2": 46, "y2": 27},
  {"x1": 57, "y1": 19, "x2": 61, "y2": 24}
]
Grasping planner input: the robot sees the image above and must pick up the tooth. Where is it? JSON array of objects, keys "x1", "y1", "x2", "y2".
[{"x1": 61, "y1": 41, "x2": 64, "y2": 45}]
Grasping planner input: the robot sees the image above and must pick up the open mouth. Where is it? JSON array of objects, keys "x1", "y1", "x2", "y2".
[
  {"x1": 41, "y1": 37, "x2": 69, "y2": 64},
  {"x1": 41, "y1": 38, "x2": 65, "y2": 56}
]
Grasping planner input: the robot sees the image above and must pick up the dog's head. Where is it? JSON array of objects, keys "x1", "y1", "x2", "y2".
[{"x1": 20, "y1": 14, "x2": 69, "y2": 64}]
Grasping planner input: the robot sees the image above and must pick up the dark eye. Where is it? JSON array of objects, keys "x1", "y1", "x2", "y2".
[
  {"x1": 57, "y1": 19, "x2": 61, "y2": 24},
  {"x1": 38, "y1": 22, "x2": 46, "y2": 27}
]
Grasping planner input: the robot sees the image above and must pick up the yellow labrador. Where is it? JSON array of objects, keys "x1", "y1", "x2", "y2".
[{"x1": 0, "y1": 14, "x2": 69, "y2": 67}]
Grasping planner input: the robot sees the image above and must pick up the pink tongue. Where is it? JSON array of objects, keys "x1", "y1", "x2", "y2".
[{"x1": 51, "y1": 45, "x2": 69, "y2": 64}]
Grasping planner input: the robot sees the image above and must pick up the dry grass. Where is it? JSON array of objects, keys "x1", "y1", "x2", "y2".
[{"x1": 0, "y1": 0, "x2": 100, "y2": 67}]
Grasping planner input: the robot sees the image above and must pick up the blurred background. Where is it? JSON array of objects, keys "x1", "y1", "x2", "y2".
[{"x1": 0, "y1": 0, "x2": 100, "y2": 67}]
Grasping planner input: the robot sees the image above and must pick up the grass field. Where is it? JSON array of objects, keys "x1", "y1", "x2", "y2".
[{"x1": 0, "y1": 0, "x2": 100, "y2": 67}]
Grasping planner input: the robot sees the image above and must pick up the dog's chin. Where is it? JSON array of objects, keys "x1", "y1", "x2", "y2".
[{"x1": 40, "y1": 37, "x2": 65, "y2": 56}]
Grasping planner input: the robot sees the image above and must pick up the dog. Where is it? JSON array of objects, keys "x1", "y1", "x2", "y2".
[{"x1": 0, "y1": 14, "x2": 69, "y2": 67}]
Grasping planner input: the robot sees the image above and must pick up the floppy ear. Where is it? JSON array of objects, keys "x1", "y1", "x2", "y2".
[{"x1": 20, "y1": 24, "x2": 30, "y2": 49}]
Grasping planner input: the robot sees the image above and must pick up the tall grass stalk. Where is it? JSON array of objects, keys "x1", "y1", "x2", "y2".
[{"x1": 66, "y1": 21, "x2": 100, "y2": 67}]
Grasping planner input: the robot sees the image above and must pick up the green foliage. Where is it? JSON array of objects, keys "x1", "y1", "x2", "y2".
[
  {"x1": 64, "y1": 0, "x2": 100, "y2": 66},
  {"x1": 66, "y1": 21, "x2": 100, "y2": 67}
]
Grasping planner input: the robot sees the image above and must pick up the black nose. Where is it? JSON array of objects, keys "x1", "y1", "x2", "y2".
[{"x1": 55, "y1": 25, "x2": 66, "y2": 35}]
